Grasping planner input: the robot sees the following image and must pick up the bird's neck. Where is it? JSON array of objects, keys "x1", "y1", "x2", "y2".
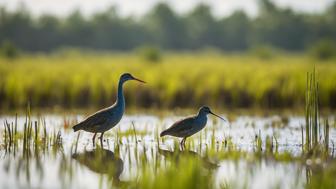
[
  {"x1": 196, "y1": 111, "x2": 208, "y2": 126},
  {"x1": 116, "y1": 80, "x2": 125, "y2": 107},
  {"x1": 197, "y1": 111, "x2": 208, "y2": 119}
]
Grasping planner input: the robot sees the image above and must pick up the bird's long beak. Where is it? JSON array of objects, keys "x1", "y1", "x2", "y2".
[
  {"x1": 133, "y1": 77, "x2": 146, "y2": 83},
  {"x1": 209, "y1": 111, "x2": 227, "y2": 122}
]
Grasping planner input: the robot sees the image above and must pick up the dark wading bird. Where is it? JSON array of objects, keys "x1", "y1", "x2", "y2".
[
  {"x1": 72, "y1": 73, "x2": 145, "y2": 145},
  {"x1": 160, "y1": 106, "x2": 226, "y2": 149}
]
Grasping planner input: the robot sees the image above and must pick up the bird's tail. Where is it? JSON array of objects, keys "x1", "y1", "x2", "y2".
[
  {"x1": 72, "y1": 123, "x2": 82, "y2": 132},
  {"x1": 160, "y1": 130, "x2": 168, "y2": 137}
]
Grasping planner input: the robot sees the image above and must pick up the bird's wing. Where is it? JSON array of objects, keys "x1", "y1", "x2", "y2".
[
  {"x1": 164, "y1": 117, "x2": 195, "y2": 134},
  {"x1": 73, "y1": 108, "x2": 110, "y2": 130}
]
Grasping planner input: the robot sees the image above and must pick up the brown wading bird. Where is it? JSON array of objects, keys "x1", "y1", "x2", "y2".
[
  {"x1": 72, "y1": 73, "x2": 145, "y2": 145},
  {"x1": 160, "y1": 106, "x2": 226, "y2": 149}
]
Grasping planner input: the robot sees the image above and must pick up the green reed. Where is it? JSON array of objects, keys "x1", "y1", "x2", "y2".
[
  {"x1": 304, "y1": 69, "x2": 330, "y2": 156},
  {"x1": 1, "y1": 106, "x2": 63, "y2": 154}
]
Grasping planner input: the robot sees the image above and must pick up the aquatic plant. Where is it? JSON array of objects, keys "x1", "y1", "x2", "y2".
[{"x1": 304, "y1": 69, "x2": 331, "y2": 156}]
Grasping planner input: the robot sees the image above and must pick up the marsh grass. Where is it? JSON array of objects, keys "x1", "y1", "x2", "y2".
[
  {"x1": 1, "y1": 53, "x2": 336, "y2": 111},
  {"x1": 304, "y1": 69, "x2": 331, "y2": 156},
  {"x1": 2, "y1": 106, "x2": 63, "y2": 155}
]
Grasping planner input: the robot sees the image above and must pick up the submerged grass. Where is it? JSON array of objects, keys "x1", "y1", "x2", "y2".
[
  {"x1": 137, "y1": 156, "x2": 214, "y2": 189},
  {"x1": 306, "y1": 159, "x2": 336, "y2": 189}
]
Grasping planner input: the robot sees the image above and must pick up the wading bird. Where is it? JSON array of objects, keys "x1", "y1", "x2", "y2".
[
  {"x1": 72, "y1": 73, "x2": 145, "y2": 145},
  {"x1": 160, "y1": 106, "x2": 226, "y2": 149}
]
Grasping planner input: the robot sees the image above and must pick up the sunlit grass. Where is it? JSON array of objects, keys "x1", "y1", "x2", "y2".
[{"x1": 0, "y1": 52, "x2": 336, "y2": 111}]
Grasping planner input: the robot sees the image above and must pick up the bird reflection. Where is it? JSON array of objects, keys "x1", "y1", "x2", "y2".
[
  {"x1": 72, "y1": 148, "x2": 124, "y2": 183},
  {"x1": 158, "y1": 148, "x2": 218, "y2": 169}
]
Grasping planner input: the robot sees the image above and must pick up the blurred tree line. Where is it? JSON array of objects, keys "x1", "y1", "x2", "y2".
[{"x1": 0, "y1": 0, "x2": 336, "y2": 52}]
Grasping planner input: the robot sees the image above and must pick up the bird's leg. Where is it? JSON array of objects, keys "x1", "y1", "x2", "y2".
[
  {"x1": 180, "y1": 138, "x2": 184, "y2": 149},
  {"x1": 99, "y1": 132, "x2": 105, "y2": 146},
  {"x1": 183, "y1": 137, "x2": 187, "y2": 149},
  {"x1": 180, "y1": 137, "x2": 186, "y2": 151},
  {"x1": 92, "y1": 133, "x2": 97, "y2": 146}
]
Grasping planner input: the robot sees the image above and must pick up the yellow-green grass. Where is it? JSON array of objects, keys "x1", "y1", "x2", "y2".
[{"x1": 0, "y1": 52, "x2": 336, "y2": 111}]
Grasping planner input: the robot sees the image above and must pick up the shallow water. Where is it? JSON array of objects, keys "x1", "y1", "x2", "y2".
[{"x1": 0, "y1": 114, "x2": 335, "y2": 189}]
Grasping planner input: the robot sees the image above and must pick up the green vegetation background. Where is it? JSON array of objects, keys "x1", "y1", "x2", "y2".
[{"x1": 1, "y1": 52, "x2": 335, "y2": 111}]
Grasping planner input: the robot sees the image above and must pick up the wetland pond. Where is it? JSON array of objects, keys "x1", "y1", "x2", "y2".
[{"x1": 0, "y1": 113, "x2": 335, "y2": 189}]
